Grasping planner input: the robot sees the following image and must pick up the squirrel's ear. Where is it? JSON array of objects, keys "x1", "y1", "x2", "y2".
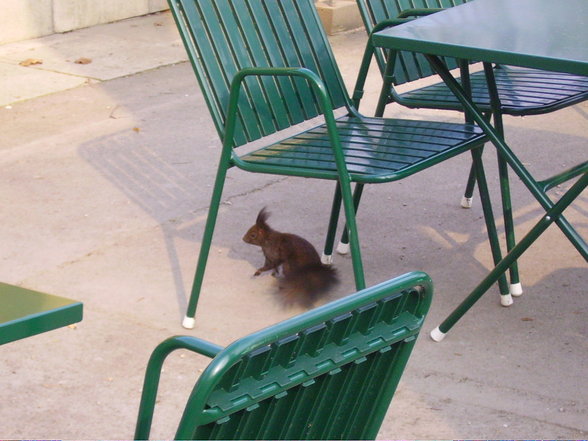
[{"x1": 256, "y1": 207, "x2": 270, "y2": 228}]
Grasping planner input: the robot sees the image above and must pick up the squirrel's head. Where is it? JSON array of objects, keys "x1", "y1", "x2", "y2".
[{"x1": 242, "y1": 207, "x2": 271, "y2": 245}]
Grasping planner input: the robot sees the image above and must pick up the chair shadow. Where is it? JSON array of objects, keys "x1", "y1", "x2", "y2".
[
  {"x1": 77, "y1": 118, "x2": 587, "y2": 322},
  {"x1": 78, "y1": 128, "x2": 210, "y2": 318}
]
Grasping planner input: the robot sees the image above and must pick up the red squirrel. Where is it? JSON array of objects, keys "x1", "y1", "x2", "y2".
[{"x1": 243, "y1": 207, "x2": 339, "y2": 306}]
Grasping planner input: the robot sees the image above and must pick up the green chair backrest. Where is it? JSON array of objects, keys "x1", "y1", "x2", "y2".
[
  {"x1": 356, "y1": 0, "x2": 469, "y2": 84},
  {"x1": 168, "y1": 0, "x2": 350, "y2": 149},
  {"x1": 156, "y1": 272, "x2": 432, "y2": 440}
]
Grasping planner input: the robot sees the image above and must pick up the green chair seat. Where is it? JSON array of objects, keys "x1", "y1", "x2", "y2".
[
  {"x1": 398, "y1": 66, "x2": 588, "y2": 116},
  {"x1": 240, "y1": 115, "x2": 484, "y2": 182}
]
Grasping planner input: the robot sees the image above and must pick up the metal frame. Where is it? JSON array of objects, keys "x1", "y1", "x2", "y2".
[
  {"x1": 353, "y1": 0, "x2": 588, "y2": 302},
  {"x1": 135, "y1": 272, "x2": 433, "y2": 440},
  {"x1": 369, "y1": 0, "x2": 587, "y2": 338},
  {"x1": 167, "y1": 0, "x2": 496, "y2": 329}
]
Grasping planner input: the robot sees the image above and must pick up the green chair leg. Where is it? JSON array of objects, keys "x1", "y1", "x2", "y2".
[
  {"x1": 323, "y1": 183, "x2": 366, "y2": 261},
  {"x1": 461, "y1": 163, "x2": 477, "y2": 208},
  {"x1": 483, "y1": 63, "x2": 522, "y2": 299},
  {"x1": 497, "y1": 153, "x2": 522, "y2": 297},
  {"x1": 183, "y1": 150, "x2": 232, "y2": 329},
  {"x1": 321, "y1": 182, "x2": 342, "y2": 264},
  {"x1": 470, "y1": 147, "x2": 510, "y2": 299},
  {"x1": 335, "y1": 184, "x2": 365, "y2": 256},
  {"x1": 337, "y1": 179, "x2": 367, "y2": 291}
]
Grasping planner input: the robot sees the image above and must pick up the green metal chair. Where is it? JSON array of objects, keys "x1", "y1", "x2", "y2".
[
  {"x1": 356, "y1": 0, "x2": 588, "y2": 119},
  {"x1": 342, "y1": 0, "x2": 588, "y2": 302},
  {"x1": 168, "y1": 0, "x2": 501, "y2": 328},
  {"x1": 135, "y1": 271, "x2": 432, "y2": 440}
]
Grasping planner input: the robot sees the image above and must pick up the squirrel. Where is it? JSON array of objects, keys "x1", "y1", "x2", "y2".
[{"x1": 243, "y1": 207, "x2": 339, "y2": 307}]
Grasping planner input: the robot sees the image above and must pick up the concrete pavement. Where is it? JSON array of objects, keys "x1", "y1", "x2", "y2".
[{"x1": 1, "y1": 10, "x2": 587, "y2": 439}]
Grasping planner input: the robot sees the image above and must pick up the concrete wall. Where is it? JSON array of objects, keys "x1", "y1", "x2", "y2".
[
  {"x1": 0, "y1": 0, "x2": 168, "y2": 44},
  {"x1": 0, "y1": 0, "x2": 360, "y2": 44}
]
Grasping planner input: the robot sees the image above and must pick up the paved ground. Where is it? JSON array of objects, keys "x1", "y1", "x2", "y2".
[{"x1": 0, "y1": 10, "x2": 587, "y2": 440}]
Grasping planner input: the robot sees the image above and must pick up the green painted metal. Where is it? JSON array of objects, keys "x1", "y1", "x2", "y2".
[
  {"x1": 134, "y1": 271, "x2": 433, "y2": 440},
  {"x1": 357, "y1": 0, "x2": 588, "y2": 113},
  {"x1": 356, "y1": 0, "x2": 466, "y2": 84},
  {"x1": 424, "y1": 53, "x2": 588, "y2": 334},
  {"x1": 168, "y1": 0, "x2": 490, "y2": 323},
  {"x1": 346, "y1": 25, "x2": 512, "y2": 297},
  {"x1": 0, "y1": 283, "x2": 83, "y2": 345},
  {"x1": 394, "y1": 67, "x2": 588, "y2": 115},
  {"x1": 373, "y1": 0, "x2": 588, "y2": 76},
  {"x1": 425, "y1": 54, "x2": 588, "y2": 262},
  {"x1": 370, "y1": 0, "x2": 587, "y2": 336},
  {"x1": 438, "y1": 173, "x2": 588, "y2": 335},
  {"x1": 482, "y1": 63, "x2": 519, "y2": 287},
  {"x1": 356, "y1": 0, "x2": 587, "y2": 296},
  {"x1": 538, "y1": 161, "x2": 588, "y2": 193}
]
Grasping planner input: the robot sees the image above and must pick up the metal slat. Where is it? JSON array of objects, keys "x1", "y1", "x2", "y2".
[
  {"x1": 231, "y1": 1, "x2": 294, "y2": 132},
  {"x1": 246, "y1": 1, "x2": 308, "y2": 126},
  {"x1": 193, "y1": 1, "x2": 261, "y2": 144},
  {"x1": 342, "y1": 347, "x2": 401, "y2": 438},
  {"x1": 257, "y1": 391, "x2": 294, "y2": 438},
  {"x1": 399, "y1": 67, "x2": 588, "y2": 114},
  {"x1": 296, "y1": 0, "x2": 348, "y2": 109},
  {"x1": 279, "y1": 380, "x2": 318, "y2": 439},
  {"x1": 215, "y1": 0, "x2": 277, "y2": 138},
  {"x1": 322, "y1": 358, "x2": 371, "y2": 439},
  {"x1": 207, "y1": 0, "x2": 271, "y2": 143},
  {"x1": 303, "y1": 368, "x2": 345, "y2": 439},
  {"x1": 263, "y1": 1, "x2": 321, "y2": 120}
]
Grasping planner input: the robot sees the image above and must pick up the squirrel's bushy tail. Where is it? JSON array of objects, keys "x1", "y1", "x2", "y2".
[{"x1": 280, "y1": 264, "x2": 339, "y2": 307}]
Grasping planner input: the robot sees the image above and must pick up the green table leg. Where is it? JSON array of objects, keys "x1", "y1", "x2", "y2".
[{"x1": 431, "y1": 172, "x2": 587, "y2": 341}]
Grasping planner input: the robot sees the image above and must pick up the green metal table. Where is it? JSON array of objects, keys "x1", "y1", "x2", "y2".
[
  {"x1": 372, "y1": 0, "x2": 588, "y2": 341},
  {"x1": 0, "y1": 282, "x2": 83, "y2": 345}
]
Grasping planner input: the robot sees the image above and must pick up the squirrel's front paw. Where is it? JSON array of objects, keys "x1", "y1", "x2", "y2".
[{"x1": 253, "y1": 269, "x2": 262, "y2": 276}]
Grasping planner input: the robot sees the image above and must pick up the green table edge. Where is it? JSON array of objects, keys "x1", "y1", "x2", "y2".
[{"x1": 1, "y1": 283, "x2": 83, "y2": 346}]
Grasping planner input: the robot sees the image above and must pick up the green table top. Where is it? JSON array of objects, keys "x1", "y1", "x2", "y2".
[
  {"x1": 373, "y1": 0, "x2": 588, "y2": 76},
  {"x1": 0, "y1": 282, "x2": 83, "y2": 345}
]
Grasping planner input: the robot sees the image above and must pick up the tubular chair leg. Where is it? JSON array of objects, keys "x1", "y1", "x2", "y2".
[
  {"x1": 183, "y1": 159, "x2": 231, "y2": 329},
  {"x1": 322, "y1": 183, "x2": 342, "y2": 265},
  {"x1": 483, "y1": 63, "x2": 522, "y2": 298},
  {"x1": 336, "y1": 184, "x2": 365, "y2": 255},
  {"x1": 470, "y1": 147, "x2": 511, "y2": 304},
  {"x1": 461, "y1": 163, "x2": 477, "y2": 208},
  {"x1": 339, "y1": 180, "x2": 367, "y2": 291},
  {"x1": 497, "y1": 152, "x2": 522, "y2": 297},
  {"x1": 459, "y1": 59, "x2": 476, "y2": 210}
]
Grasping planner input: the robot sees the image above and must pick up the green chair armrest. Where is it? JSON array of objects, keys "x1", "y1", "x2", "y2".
[
  {"x1": 225, "y1": 67, "x2": 351, "y2": 179},
  {"x1": 134, "y1": 336, "x2": 224, "y2": 440}
]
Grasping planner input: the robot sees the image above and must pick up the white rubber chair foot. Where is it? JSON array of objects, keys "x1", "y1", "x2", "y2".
[
  {"x1": 430, "y1": 326, "x2": 446, "y2": 342},
  {"x1": 500, "y1": 293, "x2": 514, "y2": 307},
  {"x1": 336, "y1": 241, "x2": 350, "y2": 255},
  {"x1": 510, "y1": 282, "x2": 523, "y2": 297},
  {"x1": 321, "y1": 253, "x2": 333, "y2": 265},
  {"x1": 182, "y1": 316, "x2": 195, "y2": 329},
  {"x1": 461, "y1": 196, "x2": 473, "y2": 208}
]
